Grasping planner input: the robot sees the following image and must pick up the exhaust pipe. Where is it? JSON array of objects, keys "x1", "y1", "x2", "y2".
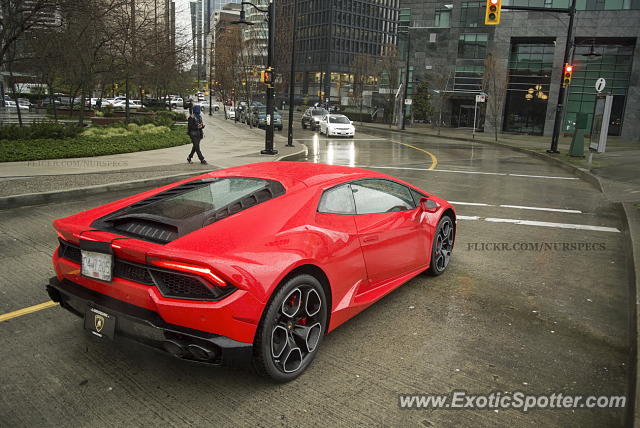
[
  {"x1": 187, "y1": 344, "x2": 217, "y2": 362},
  {"x1": 162, "y1": 339, "x2": 188, "y2": 358}
]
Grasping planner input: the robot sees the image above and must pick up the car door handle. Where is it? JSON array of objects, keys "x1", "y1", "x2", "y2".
[{"x1": 363, "y1": 235, "x2": 379, "y2": 243}]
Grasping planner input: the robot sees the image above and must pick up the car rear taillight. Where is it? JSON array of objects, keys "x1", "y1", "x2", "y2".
[{"x1": 150, "y1": 259, "x2": 227, "y2": 288}]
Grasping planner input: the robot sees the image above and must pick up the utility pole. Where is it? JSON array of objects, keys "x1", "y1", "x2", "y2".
[{"x1": 286, "y1": 0, "x2": 298, "y2": 147}]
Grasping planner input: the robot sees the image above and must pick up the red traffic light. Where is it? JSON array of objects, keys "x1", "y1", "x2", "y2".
[{"x1": 565, "y1": 65, "x2": 573, "y2": 72}]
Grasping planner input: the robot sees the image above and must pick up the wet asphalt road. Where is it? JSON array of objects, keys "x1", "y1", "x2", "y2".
[{"x1": 0, "y1": 124, "x2": 631, "y2": 427}]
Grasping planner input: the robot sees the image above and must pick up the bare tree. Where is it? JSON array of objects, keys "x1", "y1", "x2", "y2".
[
  {"x1": 376, "y1": 44, "x2": 400, "y2": 126},
  {"x1": 483, "y1": 51, "x2": 508, "y2": 142},
  {"x1": 425, "y1": 67, "x2": 452, "y2": 136},
  {"x1": 350, "y1": 53, "x2": 376, "y2": 120}
]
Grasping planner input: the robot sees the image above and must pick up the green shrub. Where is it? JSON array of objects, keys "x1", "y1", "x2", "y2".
[
  {"x1": 0, "y1": 121, "x2": 83, "y2": 140},
  {"x1": 0, "y1": 125, "x2": 188, "y2": 161}
]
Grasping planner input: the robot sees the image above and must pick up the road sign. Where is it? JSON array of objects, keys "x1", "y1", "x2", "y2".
[
  {"x1": 404, "y1": 99, "x2": 412, "y2": 105},
  {"x1": 595, "y1": 78, "x2": 606, "y2": 92},
  {"x1": 589, "y1": 94, "x2": 613, "y2": 154},
  {"x1": 379, "y1": 88, "x2": 392, "y2": 94},
  {"x1": 475, "y1": 94, "x2": 486, "y2": 103}
]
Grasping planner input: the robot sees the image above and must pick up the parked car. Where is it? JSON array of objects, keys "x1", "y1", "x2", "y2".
[
  {"x1": 112, "y1": 99, "x2": 143, "y2": 110},
  {"x1": 225, "y1": 107, "x2": 236, "y2": 119},
  {"x1": 39, "y1": 97, "x2": 61, "y2": 107},
  {"x1": 301, "y1": 107, "x2": 328, "y2": 130},
  {"x1": 47, "y1": 162, "x2": 455, "y2": 381},
  {"x1": 167, "y1": 97, "x2": 183, "y2": 109},
  {"x1": 142, "y1": 98, "x2": 170, "y2": 109},
  {"x1": 250, "y1": 106, "x2": 283, "y2": 130},
  {"x1": 5, "y1": 100, "x2": 30, "y2": 111},
  {"x1": 319, "y1": 114, "x2": 355, "y2": 138}
]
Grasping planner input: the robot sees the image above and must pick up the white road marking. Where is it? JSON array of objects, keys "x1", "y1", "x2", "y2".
[
  {"x1": 457, "y1": 215, "x2": 481, "y2": 220},
  {"x1": 473, "y1": 217, "x2": 619, "y2": 233},
  {"x1": 509, "y1": 173, "x2": 578, "y2": 180},
  {"x1": 499, "y1": 204, "x2": 582, "y2": 214},
  {"x1": 450, "y1": 201, "x2": 491, "y2": 207},
  {"x1": 450, "y1": 201, "x2": 582, "y2": 214}
]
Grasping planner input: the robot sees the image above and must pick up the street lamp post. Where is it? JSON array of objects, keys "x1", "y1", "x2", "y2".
[
  {"x1": 286, "y1": 0, "x2": 298, "y2": 147},
  {"x1": 401, "y1": 30, "x2": 411, "y2": 130},
  {"x1": 233, "y1": 1, "x2": 278, "y2": 155}
]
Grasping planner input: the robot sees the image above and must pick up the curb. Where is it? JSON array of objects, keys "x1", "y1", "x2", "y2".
[
  {"x1": 620, "y1": 202, "x2": 640, "y2": 427},
  {"x1": 357, "y1": 124, "x2": 605, "y2": 192},
  {"x1": 0, "y1": 171, "x2": 206, "y2": 211},
  {"x1": 0, "y1": 143, "x2": 308, "y2": 211}
]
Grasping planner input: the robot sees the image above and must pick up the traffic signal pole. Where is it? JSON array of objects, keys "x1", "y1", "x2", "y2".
[
  {"x1": 498, "y1": 0, "x2": 576, "y2": 154},
  {"x1": 261, "y1": 0, "x2": 277, "y2": 155},
  {"x1": 548, "y1": 0, "x2": 576, "y2": 153}
]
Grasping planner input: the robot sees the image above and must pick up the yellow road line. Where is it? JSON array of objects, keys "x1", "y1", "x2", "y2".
[
  {"x1": 0, "y1": 301, "x2": 58, "y2": 323},
  {"x1": 390, "y1": 140, "x2": 438, "y2": 170}
]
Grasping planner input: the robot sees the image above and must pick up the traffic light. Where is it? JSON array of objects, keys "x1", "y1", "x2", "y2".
[
  {"x1": 562, "y1": 63, "x2": 573, "y2": 87},
  {"x1": 260, "y1": 68, "x2": 274, "y2": 87},
  {"x1": 485, "y1": 0, "x2": 501, "y2": 25}
]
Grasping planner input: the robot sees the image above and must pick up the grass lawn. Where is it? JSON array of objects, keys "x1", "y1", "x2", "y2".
[{"x1": 0, "y1": 125, "x2": 188, "y2": 162}]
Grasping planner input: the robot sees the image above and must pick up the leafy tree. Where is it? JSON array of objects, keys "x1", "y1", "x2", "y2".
[{"x1": 412, "y1": 81, "x2": 432, "y2": 122}]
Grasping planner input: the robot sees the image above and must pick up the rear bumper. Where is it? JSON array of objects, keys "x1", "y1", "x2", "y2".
[{"x1": 47, "y1": 277, "x2": 253, "y2": 367}]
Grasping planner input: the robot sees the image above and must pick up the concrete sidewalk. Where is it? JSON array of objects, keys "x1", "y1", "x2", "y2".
[{"x1": 0, "y1": 111, "x2": 306, "y2": 202}]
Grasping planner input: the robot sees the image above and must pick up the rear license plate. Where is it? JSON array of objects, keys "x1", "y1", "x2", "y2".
[
  {"x1": 81, "y1": 250, "x2": 113, "y2": 282},
  {"x1": 84, "y1": 306, "x2": 116, "y2": 340}
]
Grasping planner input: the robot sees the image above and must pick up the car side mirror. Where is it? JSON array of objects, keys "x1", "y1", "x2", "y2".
[
  {"x1": 420, "y1": 197, "x2": 439, "y2": 213},
  {"x1": 350, "y1": 121, "x2": 354, "y2": 125}
]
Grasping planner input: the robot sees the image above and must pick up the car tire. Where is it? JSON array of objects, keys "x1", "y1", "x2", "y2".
[
  {"x1": 428, "y1": 215, "x2": 454, "y2": 276},
  {"x1": 302, "y1": 122, "x2": 307, "y2": 129},
  {"x1": 253, "y1": 274, "x2": 327, "y2": 382}
]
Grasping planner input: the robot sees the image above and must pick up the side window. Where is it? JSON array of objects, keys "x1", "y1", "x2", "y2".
[
  {"x1": 410, "y1": 188, "x2": 425, "y2": 205},
  {"x1": 318, "y1": 184, "x2": 356, "y2": 215},
  {"x1": 351, "y1": 179, "x2": 416, "y2": 214}
]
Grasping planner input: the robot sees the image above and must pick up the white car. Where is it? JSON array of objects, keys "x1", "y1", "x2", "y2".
[
  {"x1": 319, "y1": 114, "x2": 355, "y2": 138},
  {"x1": 167, "y1": 97, "x2": 183, "y2": 108},
  {"x1": 4, "y1": 100, "x2": 30, "y2": 111},
  {"x1": 112, "y1": 99, "x2": 143, "y2": 109},
  {"x1": 225, "y1": 107, "x2": 235, "y2": 119}
]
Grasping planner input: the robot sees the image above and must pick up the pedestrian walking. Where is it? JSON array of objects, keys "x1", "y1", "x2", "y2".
[
  {"x1": 186, "y1": 98, "x2": 194, "y2": 115},
  {"x1": 187, "y1": 104, "x2": 207, "y2": 165},
  {"x1": 96, "y1": 98, "x2": 102, "y2": 109}
]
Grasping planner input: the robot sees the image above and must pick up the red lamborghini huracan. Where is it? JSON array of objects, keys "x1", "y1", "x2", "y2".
[{"x1": 47, "y1": 162, "x2": 455, "y2": 381}]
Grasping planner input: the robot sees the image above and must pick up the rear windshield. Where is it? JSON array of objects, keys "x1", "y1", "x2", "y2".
[{"x1": 126, "y1": 177, "x2": 270, "y2": 220}]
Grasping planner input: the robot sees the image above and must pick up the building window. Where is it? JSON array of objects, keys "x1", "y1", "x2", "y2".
[
  {"x1": 435, "y1": 8, "x2": 452, "y2": 27},
  {"x1": 503, "y1": 40, "x2": 555, "y2": 135},
  {"x1": 460, "y1": 2, "x2": 484, "y2": 27},
  {"x1": 454, "y1": 65, "x2": 485, "y2": 92},
  {"x1": 458, "y1": 33, "x2": 488, "y2": 59}
]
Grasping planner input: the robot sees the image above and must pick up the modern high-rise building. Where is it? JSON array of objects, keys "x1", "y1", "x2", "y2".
[
  {"x1": 400, "y1": 0, "x2": 640, "y2": 140},
  {"x1": 277, "y1": 0, "x2": 401, "y2": 105},
  {"x1": 191, "y1": 0, "x2": 241, "y2": 83}
]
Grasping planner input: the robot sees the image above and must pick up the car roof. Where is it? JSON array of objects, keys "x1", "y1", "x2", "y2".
[{"x1": 203, "y1": 161, "x2": 385, "y2": 190}]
